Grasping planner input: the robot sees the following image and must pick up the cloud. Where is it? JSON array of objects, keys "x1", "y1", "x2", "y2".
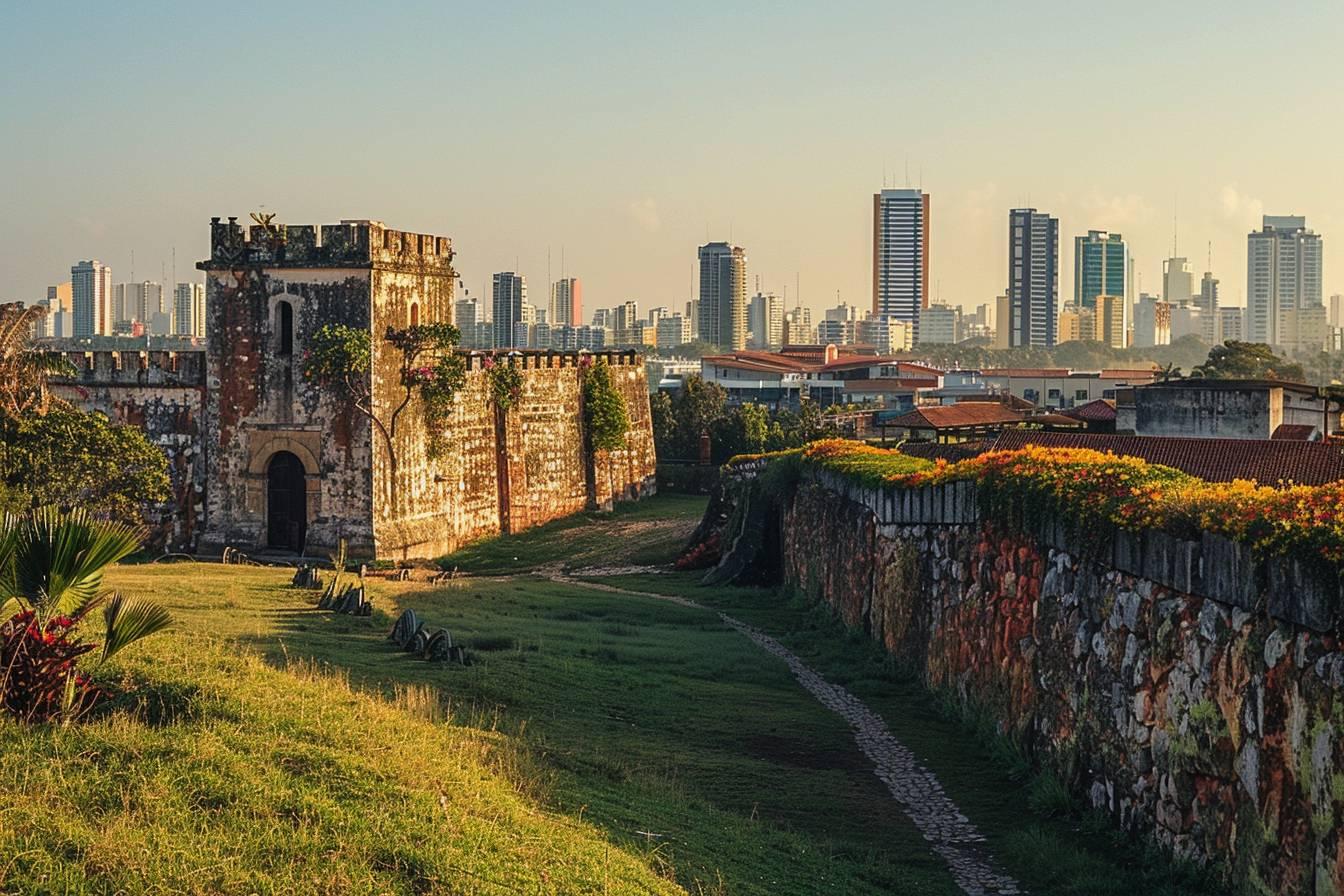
[
  {"x1": 627, "y1": 198, "x2": 660, "y2": 233},
  {"x1": 1220, "y1": 185, "x2": 1264, "y2": 225},
  {"x1": 1078, "y1": 191, "x2": 1154, "y2": 228}
]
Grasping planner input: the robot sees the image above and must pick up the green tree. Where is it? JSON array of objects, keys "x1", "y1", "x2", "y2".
[
  {"x1": 0, "y1": 408, "x2": 171, "y2": 524},
  {"x1": 668, "y1": 375, "x2": 728, "y2": 460},
  {"x1": 1192, "y1": 341, "x2": 1306, "y2": 381},
  {"x1": 581, "y1": 359, "x2": 630, "y2": 452}
]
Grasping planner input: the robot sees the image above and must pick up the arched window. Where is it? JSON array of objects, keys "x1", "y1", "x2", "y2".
[
  {"x1": 409, "y1": 302, "x2": 420, "y2": 327},
  {"x1": 277, "y1": 300, "x2": 294, "y2": 356}
]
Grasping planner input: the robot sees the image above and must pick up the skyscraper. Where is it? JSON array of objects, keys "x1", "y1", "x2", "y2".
[
  {"x1": 697, "y1": 242, "x2": 746, "y2": 350},
  {"x1": 1195, "y1": 272, "x2": 1220, "y2": 344},
  {"x1": 174, "y1": 282, "x2": 206, "y2": 337},
  {"x1": 71, "y1": 260, "x2": 112, "y2": 337},
  {"x1": 1247, "y1": 215, "x2": 1323, "y2": 346},
  {"x1": 1007, "y1": 208, "x2": 1059, "y2": 347},
  {"x1": 492, "y1": 272, "x2": 526, "y2": 349},
  {"x1": 1162, "y1": 257, "x2": 1193, "y2": 305},
  {"x1": 1073, "y1": 231, "x2": 1130, "y2": 309},
  {"x1": 550, "y1": 278, "x2": 582, "y2": 328},
  {"x1": 872, "y1": 188, "x2": 929, "y2": 338}
]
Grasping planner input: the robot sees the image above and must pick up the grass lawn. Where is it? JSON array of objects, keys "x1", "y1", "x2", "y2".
[{"x1": 1, "y1": 491, "x2": 959, "y2": 895}]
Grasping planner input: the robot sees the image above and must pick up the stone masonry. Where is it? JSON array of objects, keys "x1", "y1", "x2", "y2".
[
  {"x1": 774, "y1": 472, "x2": 1344, "y2": 894},
  {"x1": 48, "y1": 217, "x2": 656, "y2": 558}
]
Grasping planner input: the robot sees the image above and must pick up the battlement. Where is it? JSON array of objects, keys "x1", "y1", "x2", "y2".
[
  {"x1": 461, "y1": 349, "x2": 644, "y2": 371},
  {"x1": 199, "y1": 216, "x2": 454, "y2": 271},
  {"x1": 46, "y1": 348, "x2": 207, "y2": 386}
]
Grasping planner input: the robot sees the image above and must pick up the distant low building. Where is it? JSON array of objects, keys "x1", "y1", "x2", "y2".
[
  {"x1": 1119, "y1": 379, "x2": 1342, "y2": 441},
  {"x1": 699, "y1": 345, "x2": 942, "y2": 410},
  {"x1": 979, "y1": 367, "x2": 1159, "y2": 410}
]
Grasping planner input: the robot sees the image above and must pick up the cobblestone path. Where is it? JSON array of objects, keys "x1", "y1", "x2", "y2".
[{"x1": 563, "y1": 575, "x2": 1023, "y2": 896}]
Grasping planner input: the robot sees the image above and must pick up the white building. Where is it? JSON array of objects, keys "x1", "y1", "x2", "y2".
[
  {"x1": 174, "y1": 282, "x2": 205, "y2": 337},
  {"x1": 655, "y1": 315, "x2": 692, "y2": 349},
  {"x1": 71, "y1": 260, "x2": 112, "y2": 337},
  {"x1": 1133, "y1": 294, "x2": 1171, "y2": 348},
  {"x1": 1247, "y1": 215, "x2": 1322, "y2": 346},
  {"x1": 1162, "y1": 257, "x2": 1194, "y2": 305},
  {"x1": 1217, "y1": 307, "x2": 1244, "y2": 343},
  {"x1": 747, "y1": 292, "x2": 784, "y2": 350},
  {"x1": 872, "y1": 188, "x2": 929, "y2": 340},
  {"x1": 698, "y1": 242, "x2": 747, "y2": 349},
  {"x1": 549, "y1": 278, "x2": 581, "y2": 328},
  {"x1": 917, "y1": 304, "x2": 959, "y2": 345},
  {"x1": 782, "y1": 305, "x2": 813, "y2": 345}
]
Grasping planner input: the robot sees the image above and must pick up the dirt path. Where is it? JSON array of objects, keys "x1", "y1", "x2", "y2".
[{"x1": 556, "y1": 574, "x2": 1023, "y2": 896}]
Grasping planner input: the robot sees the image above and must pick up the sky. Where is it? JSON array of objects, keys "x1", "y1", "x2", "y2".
[{"x1": 4, "y1": 1, "x2": 1344, "y2": 319}]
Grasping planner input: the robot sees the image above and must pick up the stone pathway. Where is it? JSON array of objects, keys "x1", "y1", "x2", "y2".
[{"x1": 559, "y1": 575, "x2": 1022, "y2": 896}]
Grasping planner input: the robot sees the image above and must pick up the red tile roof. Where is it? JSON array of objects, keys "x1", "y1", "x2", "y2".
[
  {"x1": 1271, "y1": 423, "x2": 1317, "y2": 441},
  {"x1": 887, "y1": 404, "x2": 1025, "y2": 429},
  {"x1": 991, "y1": 430, "x2": 1344, "y2": 486},
  {"x1": 1062, "y1": 399, "x2": 1118, "y2": 422}
]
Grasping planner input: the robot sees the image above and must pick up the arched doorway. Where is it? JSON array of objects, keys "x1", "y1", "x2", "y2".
[{"x1": 267, "y1": 451, "x2": 307, "y2": 552}]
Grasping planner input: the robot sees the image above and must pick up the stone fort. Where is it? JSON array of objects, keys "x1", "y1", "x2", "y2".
[{"x1": 48, "y1": 217, "x2": 657, "y2": 559}]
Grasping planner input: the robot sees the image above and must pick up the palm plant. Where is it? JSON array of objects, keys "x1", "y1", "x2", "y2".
[
  {"x1": 0, "y1": 507, "x2": 172, "y2": 722},
  {"x1": 0, "y1": 302, "x2": 76, "y2": 420}
]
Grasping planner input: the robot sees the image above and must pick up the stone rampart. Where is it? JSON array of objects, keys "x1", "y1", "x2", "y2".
[{"x1": 778, "y1": 469, "x2": 1344, "y2": 894}]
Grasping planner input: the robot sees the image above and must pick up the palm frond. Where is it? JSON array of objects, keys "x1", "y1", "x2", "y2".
[
  {"x1": 100, "y1": 592, "x2": 172, "y2": 663},
  {"x1": 9, "y1": 508, "x2": 143, "y2": 615}
]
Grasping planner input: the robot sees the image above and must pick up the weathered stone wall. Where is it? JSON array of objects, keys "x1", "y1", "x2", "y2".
[
  {"x1": 782, "y1": 474, "x2": 1344, "y2": 894},
  {"x1": 50, "y1": 350, "x2": 207, "y2": 551}
]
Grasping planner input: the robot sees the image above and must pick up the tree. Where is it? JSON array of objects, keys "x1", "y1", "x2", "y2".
[
  {"x1": 581, "y1": 358, "x2": 631, "y2": 452},
  {"x1": 1192, "y1": 341, "x2": 1306, "y2": 382},
  {"x1": 0, "y1": 303, "x2": 75, "y2": 418},
  {"x1": 302, "y1": 323, "x2": 466, "y2": 481},
  {"x1": 0, "y1": 407, "x2": 170, "y2": 524}
]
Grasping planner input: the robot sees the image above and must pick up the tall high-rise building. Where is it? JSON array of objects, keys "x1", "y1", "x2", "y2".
[
  {"x1": 872, "y1": 188, "x2": 930, "y2": 338},
  {"x1": 697, "y1": 242, "x2": 746, "y2": 349},
  {"x1": 173, "y1": 282, "x2": 206, "y2": 337},
  {"x1": 549, "y1": 278, "x2": 582, "y2": 328},
  {"x1": 993, "y1": 294, "x2": 1011, "y2": 349},
  {"x1": 1247, "y1": 215, "x2": 1323, "y2": 346},
  {"x1": 1007, "y1": 208, "x2": 1060, "y2": 347},
  {"x1": 1195, "y1": 272, "x2": 1220, "y2": 344},
  {"x1": 613, "y1": 300, "x2": 639, "y2": 346},
  {"x1": 747, "y1": 292, "x2": 783, "y2": 350},
  {"x1": 71, "y1": 260, "x2": 112, "y2": 337},
  {"x1": 1073, "y1": 231, "x2": 1130, "y2": 309},
  {"x1": 1162, "y1": 257, "x2": 1194, "y2": 305},
  {"x1": 492, "y1": 272, "x2": 526, "y2": 348},
  {"x1": 1330, "y1": 294, "x2": 1344, "y2": 329},
  {"x1": 36, "y1": 283, "x2": 73, "y2": 338},
  {"x1": 917, "y1": 304, "x2": 959, "y2": 345}
]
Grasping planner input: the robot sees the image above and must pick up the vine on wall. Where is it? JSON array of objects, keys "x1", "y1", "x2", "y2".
[
  {"x1": 483, "y1": 357, "x2": 524, "y2": 412},
  {"x1": 581, "y1": 358, "x2": 630, "y2": 453}
]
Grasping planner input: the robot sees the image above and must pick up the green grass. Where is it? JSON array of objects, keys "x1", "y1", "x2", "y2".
[
  {"x1": 1, "y1": 494, "x2": 960, "y2": 895},
  {"x1": 589, "y1": 571, "x2": 1225, "y2": 896},
  {"x1": 438, "y1": 493, "x2": 706, "y2": 575}
]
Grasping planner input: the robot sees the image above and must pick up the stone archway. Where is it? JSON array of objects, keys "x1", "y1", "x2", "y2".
[{"x1": 266, "y1": 450, "x2": 307, "y2": 552}]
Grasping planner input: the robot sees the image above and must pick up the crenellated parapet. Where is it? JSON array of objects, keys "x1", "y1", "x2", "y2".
[
  {"x1": 46, "y1": 349, "x2": 207, "y2": 386},
  {"x1": 201, "y1": 216, "x2": 453, "y2": 271}
]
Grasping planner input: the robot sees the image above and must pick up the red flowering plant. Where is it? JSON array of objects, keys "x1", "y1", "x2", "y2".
[
  {"x1": 485, "y1": 358, "x2": 525, "y2": 412},
  {"x1": 0, "y1": 508, "x2": 171, "y2": 724}
]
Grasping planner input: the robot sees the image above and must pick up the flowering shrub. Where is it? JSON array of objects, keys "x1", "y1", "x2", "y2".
[
  {"x1": 782, "y1": 439, "x2": 1344, "y2": 570},
  {"x1": 676, "y1": 531, "x2": 721, "y2": 570}
]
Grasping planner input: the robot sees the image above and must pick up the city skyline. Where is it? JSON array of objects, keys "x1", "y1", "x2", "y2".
[{"x1": 5, "y1": 3, "x2": 1344, "y2": 321}]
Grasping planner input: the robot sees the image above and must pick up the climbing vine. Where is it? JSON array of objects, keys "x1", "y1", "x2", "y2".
[
  {"x1": 483, "y1": 357, "x2": 524, "y2": 412},
  {"x1": 302, "y1": 322, "x2": 466, "y2": 474},
  {"x1": 581, "y1": 358, "x2": 629, "y2": 453}
]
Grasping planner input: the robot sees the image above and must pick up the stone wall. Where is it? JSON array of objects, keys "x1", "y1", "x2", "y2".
[
  {"x1": 50, "y1": 351, "x2": 207, "y2": 551},
  {"x1": 779, "y1": 472, "x2": 1344, "y2": 894}
]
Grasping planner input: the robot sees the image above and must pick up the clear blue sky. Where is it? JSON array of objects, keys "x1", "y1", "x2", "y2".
[{"x1": 4, "y1": 0, "x2": 1343, "y2": 315}]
